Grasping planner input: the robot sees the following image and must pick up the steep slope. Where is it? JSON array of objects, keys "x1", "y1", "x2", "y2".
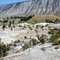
[{"x1": 0, "y1": 0, "x2": 60, "y2": 16}]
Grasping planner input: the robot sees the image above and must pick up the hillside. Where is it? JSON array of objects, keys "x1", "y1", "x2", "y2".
[
  {"x1": 27, "y1": 15, "x2": 60, "y2": 24},
  {"x1": 0, "y1": 0, "x2": 60, "y2": 16}
]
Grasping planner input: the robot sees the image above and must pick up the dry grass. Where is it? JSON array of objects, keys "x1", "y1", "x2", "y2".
[{"x1": 27, "y1": 15, "x2": 60, "y2": 24}]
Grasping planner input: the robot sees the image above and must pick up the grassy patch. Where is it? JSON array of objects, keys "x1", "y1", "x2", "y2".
[
  {"x1": 50, "y1": 29, "x2": 60, "y2": 45},
  {"x1": 27, "y1": 15, "x2": 60, "y2": 24}
]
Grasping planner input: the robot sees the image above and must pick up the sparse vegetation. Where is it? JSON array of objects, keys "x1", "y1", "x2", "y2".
[
  {"x1": 20, "y1": 15, "x2": 34, "y2": 22},
  {"x1": 29, "y1": 39, "x2": 38, "y2": 46},
  {"x1": 37, "y1": 34, "x2": 47, "y2": 44},
  {"x1": 40, "y1": 35, "x2": 46, "y2": 44},
  {"x1": 45, "y1": 19, "x2": 53, "y2": 23},
  {"x1": 27, "y1": 15, "x2": 60, "y2": 24},
  {"x1": 54, "y1": 19, "x2": 60, "y2": 23},
  {"x1": 50, "y1": 29, "x2": 60, "y2": 45},
  {"x1": 0, "y1": 42, "x2": 10, "y2": 57},
  {"x1": 22, "y1": 43, "x2": 30, "y2": 51},
  {"x1": 2, "y1": 24, "x2": 6, "y2": 30},
  {"x1": 0, "y1": 15, "x2": 60, "y2": 59},
  {"x1": 8, "y1": 21, "x2": 12, "y2": 28},
  {"x1": 22, "y1": 39, "x2": 38, "y2": 51},
  {"x1": 14, "y1": 40, "x2": 20, "y2": 43}
]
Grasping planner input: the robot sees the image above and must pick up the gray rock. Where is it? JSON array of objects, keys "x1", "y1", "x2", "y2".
[{"x1": 0, "y1": 0, "x2": 60, "y2": 16}]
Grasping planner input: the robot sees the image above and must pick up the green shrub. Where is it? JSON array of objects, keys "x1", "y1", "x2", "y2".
[
  {"x1": 54, "y1": 19, "x2": 59, "y2": 23},
  {"x1": 0, "y1": 43, "x2": 10, "y2": 57},
  {"x1": 2, "y1": 24, "x2": 6, "y2": 30},
  {"x1": 14, "y1": 40, "x2": 20, "y2": 43},
  {"x1": 45, "y1": 19, "x2": 53, "y2": 23},
  {"x1": 52, "y1": 39, "x2": 60, "y2": 45},
  {"x1": 50, "y1": 29, "x2": 60, "y2": 45},
  {"x1": 22, "y1": 43, "x2": 30, "y2": 51},
  {"x1": 40, "y1": 38, "x2": 45, "y2": 44},
  {"x1": 29, "y1": 39, "x2": 38, "y2": 46},
  {"x1": 37, "y1": 35, "x2": 46, "y2": 44},
  {"x1": 2, "y1": 20, "x2": 8, "y2": 23},
  {"x1": 8, "y1": 21, "x2": 12, "y2": 27}
]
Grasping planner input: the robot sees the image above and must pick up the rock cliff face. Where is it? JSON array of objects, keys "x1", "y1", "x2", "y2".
[{"x1": 0, "y1": 0, "x2": 60, "y2": 16}]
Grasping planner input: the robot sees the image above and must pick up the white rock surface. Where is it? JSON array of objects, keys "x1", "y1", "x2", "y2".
[{"x1": 4, "y1": 43, "x2": 60, "y2": 60}]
